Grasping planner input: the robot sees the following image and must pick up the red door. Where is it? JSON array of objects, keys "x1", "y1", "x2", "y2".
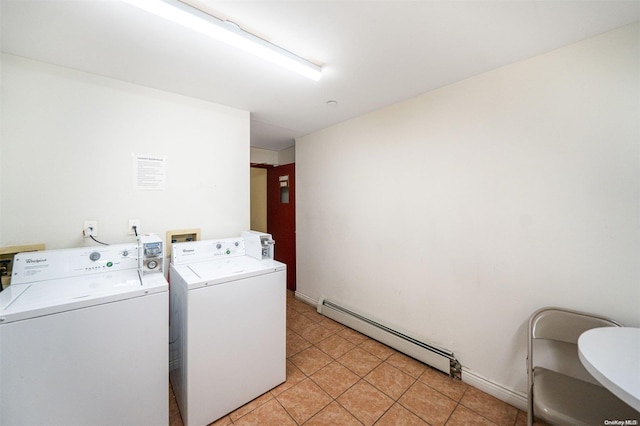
[{"x1": 267, "y1": 164, "x2": 296, "y2": 291}]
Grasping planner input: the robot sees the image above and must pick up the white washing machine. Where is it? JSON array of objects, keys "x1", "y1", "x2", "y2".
[
  {"x1": 169, "y1": 232, "x2": 286, "y2": 426},
  {"x1": 0, "y1": 236, "x2": 168, "y2": 426}
]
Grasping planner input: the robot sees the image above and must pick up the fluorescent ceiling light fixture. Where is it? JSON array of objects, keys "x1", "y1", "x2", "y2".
[{"x1": 122, "y1": 0, "x2": 322, "y2": 81}]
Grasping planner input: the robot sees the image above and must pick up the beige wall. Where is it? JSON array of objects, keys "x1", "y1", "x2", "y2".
[
  {"x1": 250, "y1": 146, "x2": 295, "y2": 166},
  {"x1": 250, "y1": 168, "x2": 267, "y2": 232},
  {"x1": 296, "y1": 23, "x2": 639, "y2": 407},
  {"x1": 278, "y1": 146, "x2": 295, "y2": 165},
  {"x1": 250, "y1": 147, "x2": 279, "y2": 165}
]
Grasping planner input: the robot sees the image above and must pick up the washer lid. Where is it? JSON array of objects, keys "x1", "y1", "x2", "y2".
[
  {"x1": 0, "y1": 269, "x2": 165, "y2": 324},
  {"x1": 172, "y1": 256, "x2": 285, "y2": 290}
]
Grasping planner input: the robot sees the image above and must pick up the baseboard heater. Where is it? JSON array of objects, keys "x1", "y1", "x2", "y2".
[{"x1": 317, "y1": 298, "x2": 461, "y2": 379}]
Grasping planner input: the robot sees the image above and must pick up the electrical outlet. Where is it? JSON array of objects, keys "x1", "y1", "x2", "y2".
[
  {"x1": 129, "y1": 219, "x2": 141, "y2": 235},
  {"x1": 83, "y1": 220, "x2": 98, "y2": 237}
]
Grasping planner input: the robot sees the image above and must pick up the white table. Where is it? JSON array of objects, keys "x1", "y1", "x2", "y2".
[{"x1": 578, "y1": 327, "x2": 640, "y2": 412}]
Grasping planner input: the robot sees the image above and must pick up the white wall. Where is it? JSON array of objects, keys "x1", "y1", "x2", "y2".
[
  {"x1": 296, "y1": 23, "x2": 639, "y2": 403},
  {"x1": 1, "y1": 54, "x2": 250, "y2": 249}
]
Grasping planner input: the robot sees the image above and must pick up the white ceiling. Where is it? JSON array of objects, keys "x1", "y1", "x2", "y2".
[{"x1": 2, "y1": 0, "x2": 639, "y2": 151}]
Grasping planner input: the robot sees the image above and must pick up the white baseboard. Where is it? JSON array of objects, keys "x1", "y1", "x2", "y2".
[
  {"x1": 293, "y1": 290, "x2": 528, "y2": 412},
  {"x1": 461, "y1": 368, "x2": 527, "y2": 411},
  {"x1": 294, "y1": 290, "x2": 317, "y2": 307}
]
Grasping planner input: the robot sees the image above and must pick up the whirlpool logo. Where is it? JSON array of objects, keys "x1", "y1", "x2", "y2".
[
  {"x1": 25, "y1": 258, "x2": 47, "y2": 263},
  {"x1": 182, "y1": 249, "x2": 195, "y2": 253}
]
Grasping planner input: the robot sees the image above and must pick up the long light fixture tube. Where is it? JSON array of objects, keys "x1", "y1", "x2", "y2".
[{"x1": 122, "y1": 0, "x2": 322, "y2": 81}]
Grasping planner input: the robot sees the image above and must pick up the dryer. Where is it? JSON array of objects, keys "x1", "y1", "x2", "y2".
[
  {"x1": 169, "y1": 233, "x2": 286, "y2": 426},
  {"x1": 0, "y1": 236, "x2": 168, "y2": 426}
]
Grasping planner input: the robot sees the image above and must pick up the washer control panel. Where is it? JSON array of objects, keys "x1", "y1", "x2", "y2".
[
  {"x1": 172, "y1": 238, "x2": 245, "y2": 265},
  {"x1": 11, "y1": 243, "x2": 140, "y2": 284},
  {"x1": 140, "y1": 235, "x2": 164, "y2": 275},
  {"x1": 213, "y1": 239, "x2": 243, "y2": 257}
]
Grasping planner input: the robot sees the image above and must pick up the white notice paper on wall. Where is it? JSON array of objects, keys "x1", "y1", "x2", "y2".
[{"x1": 134, "y1": 154, "x2": 166, "y2": 191}]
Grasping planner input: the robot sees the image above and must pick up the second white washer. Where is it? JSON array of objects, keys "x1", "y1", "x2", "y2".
[{"x1": 169, "y1": 237, "x2": 286, "y2": 426}]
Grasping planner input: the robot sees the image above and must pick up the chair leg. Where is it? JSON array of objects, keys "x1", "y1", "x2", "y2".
[{"x1": 527, "y1": 384, "x2": 534, "y2": 426}]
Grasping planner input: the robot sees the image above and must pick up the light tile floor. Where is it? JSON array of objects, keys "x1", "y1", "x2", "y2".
[{"x1": 170, "y1": 291, "x2": 532, "y2": 426}]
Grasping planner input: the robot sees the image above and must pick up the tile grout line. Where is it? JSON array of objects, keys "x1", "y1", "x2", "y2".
[
  {"x1": 444, "y1": 386, "x2": 469, "y2": 426},
  {"x1": 273, "y1": 393, "x2": 303, "y2": 426},
  {"x1": 372, "y1": 374, "x2": 420, "y2": 425}
]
